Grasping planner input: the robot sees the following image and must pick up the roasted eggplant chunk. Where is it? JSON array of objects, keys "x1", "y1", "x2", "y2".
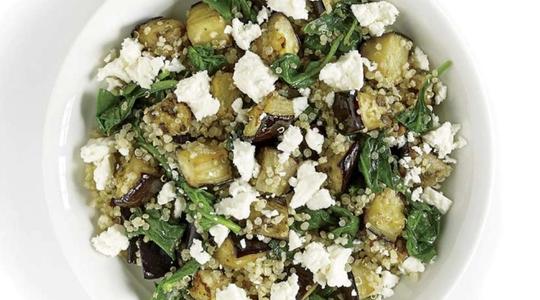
[
  {"x1": 214, "y1": 238, "x2": 267, "y2": 270},
  {"x1": 255, "y1": 147, "x2": 298, "y2": 196},
  {"x1": 190, "y1": 270, "x2": 230, "y2": 300},
  {"x1": 231, "y1": 235, "x2": 271, "y2": 257},
  {"x1": 364, "y1": 189, "x2": 406, "y2": 242},
  {"x1": 133, "y1": 17, "x2": 186, "y2": 58},
  {"x1": 243, "y1": 93, "x2": 295, "y2": 142},
  {"x1": 293, "y1": 266, "x2": 318, "y2": 300},
  {"x1": 318, "y1": 141, "x2": 360, "y2": 194},
  {"x1": 143, "y1": 94, "x2": 193, "y2": 137},
  {"x1": 176, "y1": 140, "x2": 233, "y2": 187},
  {"x1": 419, "y1": 153, "x2": 453, "y2": 188},
  {"x1": 138, "y1": 239, "x2": 177, "y2": 279},
  {"x1": 361, "y1": 33, "x2": 411, "y2": 86},
  {"x1": 211, "y1": 71, "x2": 241, "y2": 121},
  {"x1": 333, "y1": 92, "x2": 364, "y2": 135},
  {"x1": 249, "y1": 199, "x2": 289, "y2": 240},
  {"x1": 113, "y1": 173, "x2": 163, "y2": 207},
  {"x1": 114, "y1": 157, "x2": 161, "y2": 206},
  {"x1": 357, "y1": 92, "x2": 390, "y2": 131},
  {"x1": 351, "y1": 260, "x2": 382, "y2": 299},
  {"x1": 252, "y1": 13, "x2": 300, "y2": 63},
  {"x1": 187, "y1": 3, "x2": 232, "y2": 49}
]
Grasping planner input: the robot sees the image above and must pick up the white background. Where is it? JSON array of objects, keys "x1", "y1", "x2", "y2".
[{"x1": 0, "y1": 0, "x2": 539, "y2": 299}]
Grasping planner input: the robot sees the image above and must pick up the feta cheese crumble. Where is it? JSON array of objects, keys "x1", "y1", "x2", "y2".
[
  {"x1": 290, "y1": 161, "x2": 327, "y2": 209},
  {"x1": 305, "y1": 127, "x2": 324, "y2": 154},
  {"x1": 306, "y1": 188, "x2": 335, "y2": 210},
  {"x1": 231, "y1": 98, "x2": 248, "y2": 123},
  {"x1": 293, "y1": 242, "x2": 330, "y2": 274},
  {"x1": 80, "y1": 138, "x2": 115, "y2": 191},
  {"x1": 209, "y1": 224, "x2": 230, "y2": 247},
  {"x1": 157, "y1": 181, "x2": 176, "y2": 205},
  {"x1": 292, "y1": 96, "x2": 309, "y2": 117},
  {"x1": 421, "y1": 187, "x2": 453, "y2": 214},
  {"x1": 91, "y1": 224, "x2": 129, "y2": 257},
  {"x1": 174, "y1": 71, "x2": 220, "y2": 120},
  {"x1": 400, "y1": 256, "x2": 426, "y2": 274},
  {"x1": 270, "y1": 274, "x2": 300, "y2": 300},
  {"x1": 380, "y1": 271, "x2": 400, "y2": 298},
  {"x1": 216, "y1": 284, "x2": 250, "y2": 300},
  {"x1": 294, "y1": 243, "x2": 352, "y2": 288},
  {"x1": 233, "y1": 51, "x2": 278, "y2": 102},
  {"x1": 277, "y1": 125, "x2": 303, "y2": 163},
  {"x1": 257, "y1": 6, "x2": 271, "y2": 24},
  {"x1": 351, "y1": 1, "x2": 399, "y2": 37},
  {"x1": 189, "y1": 239, "x2": 211, "y2": 264},
  {"x1": 413, "y1": 47, "x2": 430, "y2": 71},
  {"x1": 174, "y1": 197, "x2": 186, "y2": 218},
  {"x1": 422, "y1": 122, "x2": 467, "y2": 158},
  {"x1": 215, "y1": 180, "x2": 259, "y2": 220},
  {"x1": 288, "y1": 230, "x2": 304, "y2": 251},
  {"x1": 232, "y1": 139, "x2": 258, "y2": 181},
  {"x1": 319, "y1": 50, "x2": 365, "y2": 91},
  {"x1": 267, "y1": 0, "x2": 309, "y2": 20},
  {"x1": 225, "y1": 18, "x2": 262, "y2": 50}
]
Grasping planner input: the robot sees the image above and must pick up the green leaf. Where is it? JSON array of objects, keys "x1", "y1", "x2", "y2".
[
  {"x1": 398, "y1": 61, "x2": 453, "y2": 133},
  {"x1": 268, "y1": 239, "x2": 294, "y2": 260},
  {"x1": 358, "y1": 135, "x2": 404, "y2": 193},
  {"x1": 328, "y1": 206, "x2": 360, "y2": 241},
  {"x1": 202, "y1": 0, "x2": 256, "y2": 22},
  {"x1": 187, "y1": 45, "x2": 227, "y2": 74},
  {"x1": 96, "y1": 89, "x2": 119, "y2": 115},
  {"x1": 129, "y1": 209, "x2": 186, "y2": 259},
  {"x1": 153, "y1": 259, "x2": 201, "y2": 300},
  {"x1": 150, "y1": 80, "x2": 178, "y2": 93},
  {"x1": 96, "y1": 87, "x2": 143, "y2": 135},
  {"x1": 202, "y1": 0, "x2": 233, "y2": 20},
  {"x1": 295, "y1": 206, "x2": 359, "y2": 245},
  {"x1": 404, "y1": 202, "x2": 442, "y2": 262}
]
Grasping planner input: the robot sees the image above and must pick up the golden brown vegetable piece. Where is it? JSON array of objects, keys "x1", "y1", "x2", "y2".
[
  {"x1": 210, "y1": 71, "x2": 241, "y2": 121},
  {"x1": 357, "y1": 92, "x2": 390, "y2": 131},
  {"x1": 176, "y1": 141, "x2": 233, "y2": 187},
  {"x1": 134, "y1": 17, "x2": 186, "y2": 58},
  {"x1": 361, "y1": 33, "x2": 411, "y2": 86},
  {"x1": 419, "y1": 153, "x2": 453, "y2": 188},
  {"x1": 114, "y1": 157, "x2": 160, "y2": 198},
  {"x1": 318, "y1": 142, "x2": 360, "y2": 194},
  {"x1": 214, "y1": 238, "x2": 267, "y2": 270},
  {"x1": 249, "y1": 199, "x2": 290, "y2": 240},
  {"x1": 351, "y1": 260, "x2": 382, "y2": 299},
  {"x1": 252, "y1": 13, "x2": 300, "y2": 63},
  {"x1": 255, "y1": 147, "x2": 298, "y2": 196},
  {"x1": 190, "y1": 270, "x2": 230, "y2": 300},
  {"x1": 187, "y1": 3, "x2": 232, "y2": 49},
  {"x1": 243, "y1": 93, "x2": 295, "y2": 142},
  {"x1": 364, "y1": 189, "x2": 406, "y2": 242},
  {"x1": 143, "y1": 94, "x2": 193, "y2": 137}
]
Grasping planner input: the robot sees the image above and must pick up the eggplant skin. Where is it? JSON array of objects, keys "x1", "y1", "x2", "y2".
[
  {"x1": 214, "y1": 238, "x2": 267, "y2": 270},
  {"x1": 138, "y1": 239, "x2": 177, "y2": 279},
  {"x1": 113, "y1": 173, "x2": 163, "y2": 208},
  {"x1": 333, "y1": 92, "x2": 364, "y2": 135},
  {"x1": 243, "y1": 93, "x2": 295, "y2": 143},
  {"x1": 319, "y1": 141, "x2": 360, "y2": 194},
  {"x1": 293, "y1": 266, "x2": 317, "y2": 300},
  {"x1": 231, "y1": 234, "x2": 271, "y2": 257}
]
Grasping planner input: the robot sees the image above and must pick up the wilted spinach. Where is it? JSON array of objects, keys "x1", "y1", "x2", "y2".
[
  {"x1": 268, "y1": 239, "x2": 294, "y2": 260},
  {"x1": 398, "y1": 60, "x2": 453, "y2": 133},
  {"x1": 96, "y1": 85, "x2": 145, "y2": 135},
  {"x1": 328, "y1": 206, "x2": 360, "y2": 241},
  {"x1": 153, "y1": 259, "x2": 200, "y2": 300},
  {"x1": 202, "y1": 0, "x2": 256, "y2": 22},
  {"x1": 295, "y1": 206, "x2": 360, "y2": 245},
  {"x1": 404, "y1": 202, "x2": 442, "y2": 262},
  {"x1": 187, "y1": 45, "x2": 228, "y2": 75},
  {"x1": 271, "y1": 36, "x2": 343, "y2": 88}
]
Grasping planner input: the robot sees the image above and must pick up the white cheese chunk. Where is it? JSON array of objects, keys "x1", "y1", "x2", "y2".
[
  {"x1": 292, "y1": 96, "x2": 309, "y2": 117},
  {"x1": 305, "y1": 127, "x2": 324, "y2": 154},
  {"x1": 174, "y1": 197, "x2": 186, "y2": 219},
  {"x1": 421, "y1": 187, "x2": 453, "y2": 214},
  {"x1": 295, "y1": 243, "x2": 352, "y2": 288},
  {"x1": 422, "y1": 122, "x2": 467, "y2": 158},
  {"x1": 270, "y1": 274, "x2": 300, "y2": 300},
  {"x1": 293, "y1": 242, "x2": 330, "y2": 274},
  {"x1": 216, "y1": 284, "x2": 250, "y2": 300},
  {"x1": 319, "y1": 50, "x2": 365, "y2": 91},
  {"x1": 225, "y1": 18, "x2": 262, "y2": 50},
  {"x1": 290, "y1": 162, "x2": 327, "y2": 209},
  {"x1": 233, "y1": 51, "x2": 278, "y2": 102},
  {"x1": 157, "y1": 181, "x2": 176, "y2": 205},
  {"x1": 174, "y1": 71, "x2": 220, "y2": 120},
  {"x1": 288, "y1": 230, "x2": 304, "y2": 251},
  {"x1": 277, "y1": 125, "x2": 303, "y2": 163},
  {"x1": 231, "y1": 98, "x2": 248, "y2": 123},
  {"x1": 267, "y1": 0, "x2": 309, "y2": 20},
  {"x1": 232, "y1": 139, "x2": 258, "y2": 181},
  {"x1": 92, "y1": 155, "x2": 113, "y2": 191},
  {"x1": 209, "y1": 224, "x2": 230, "y2": 247},
  {"x1": 400, "y1": 256, "x2": 426, "y2": 274},
  {"x1": 257, "y1": 6, "x2": 271, "y2": 24},
  {"x1": 163, "y1": 57, "x2": 185, "y2": 73},
  {"x1": 413, "y1": 47, "x2": 430, "y2": 71},
  {"x1": 189, "y1": 239, "x2": 211, "y2": 264},
  {"x1": 380, "y1": 271, "x2": 400, "y2": 298},
  {"x1": 91, "y1": 224, "x2": 129, "y2": 257},
  {"x1": 215, "y1": 180, "x2": 259, "y2": 220},
  {"x1": 306, "y1": 188, "x2": 335, "y2": 210},
  {"x1": 351, "y1": 2, "x2": 399, "y2": 37},
  {"x1": 81, "y1": 138, "x2": 115, "y2": 191}
]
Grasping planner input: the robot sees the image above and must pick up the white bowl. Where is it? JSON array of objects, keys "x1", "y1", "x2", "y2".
[{"x1": 37, "y1": 0, "x2": 494, "y2": 299}]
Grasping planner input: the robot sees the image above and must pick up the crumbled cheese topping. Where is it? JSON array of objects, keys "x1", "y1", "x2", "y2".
[
  {"x1": 400, "y1": 256, "x2": 426, "y2": 274},
  {"x1": 277, "y1": 125, "x2": 303, "y2": 163},
  {"x1": 174, "y1": 71, "x2": 220, "y2": 120},
  {"x1": 267, "y1": 0, "x2": 309, "y2": 20},
  {"x1": 80, "y1": 138, "x2": 115, "y2": 191},
  {"x1": 413, "y1": 47, "x2": 430, "y2": 71},
  {"x1": 306, "y1": 188, "x2": 335, "y2": 210},
  {"x1": 288, "y1": 230, "x2": 305, "y2": 251},
  {"x1": 292, "y1": 96, "x2": 309, "y2": 117},
  {"x1": 433, "y1": 81, "x2": 448, "y2": 105},
  {"x1": 257, "y1": 6, "x2": 271, "y2": 24},
  {"x1": 225, "y1": 18, "x2": 262, "y2": 50},
  {"x1": 163, "y1": 57, "x2": 185, "y2": 73},
  {"x1": 233, "y1": 51, "x2": 278, "y2": 102},
  {"x1": 270, "y1": 273, "x2": 300, "y2": 300},
  {"x1": 422, "y1": 122, "x2": 467, "y2": 158},
  {"x1": 91, "y1": 224, "x2": 129, "y2": 257},
  {"x1": 351, "y1": 1, "x2": 399, "y2": 37},
  {"x1": 231, "y1": 98, "x2": 248, "y2": 123},
  {"x1": 216, "y1": 284, "x2": 250, "y2": 300},
  {"x1": 295, "y1": 243, "x2": 352, "y2": 288},
  {"x1": 290, "y1": 161, "x2": 328, "y2": 209},
  {"x1": 421, "y1": 187, "x2": 453, "y2": 214},
  {"x1": 232, "y1": 139, "x2": 258, "y2": 181},
  {"x1": 319, "y1": 50, "x2": 365, "y2": 91},
  {"x1": 294, "y1": 242, "x2": 330, "y2": 274},
  {"x1": 189, "y1": 239, "x2": 211, "y2": 264},
  {"x1": 174, "y1": 197, "x2": 186, "y2": 219},
  {"x1": 305, "y1": 127, "x2": 324, "y2": 154},
  {"x1": 209, "y1": 224, "x2": 230, "y2": 247},
  {"x1": 157, "y1": 181, "x2": 176, "y2": 205},
  {"x1": 215, "y1": 180, "x2": 259, "y2": 220},
  {"x1": 380, "y1": 271, "x2": 400, "y2": 298}
]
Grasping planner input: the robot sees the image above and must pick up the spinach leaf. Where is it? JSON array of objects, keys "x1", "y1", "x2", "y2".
[
  {"x1": 295, "y1": 209, "x2": 336, "y2": 231},
  {"x1": 271, "y1": 36, "x2": 343, "y2": 88},
  {"x1": 358, "y1": 135, "x2": 404, "y2": 193},
  {"x1": 132, "y1": 123, "x2": 242, "y2": 234},
  {"x1": 187, "y1": 45, "x2": 228, "y2": 75},
  {"x1": 202, "y1": 0, "x2": 256, "y2": 22},
  {"x1": 268, "y1": 239, "x2": 294, "y2": 260},
  {"x1": 296, "y1": 206, "x2": 360, "y2": 245},
  {"x1": 328, "y1": 206, "x2": 360, "y2": 241},
  {"x1": 153, "y1": 259, "x2": 200, "y2": 300},
  {"x1": 404, "y1": 202, "x2": 442, "y2": 262},
  {"x1": 129, "y1": 209, "x2": 186, "y2": 259},
  {"x1": 96, "y1": 85, "x2": 145, "y2": 135},
  {"x1": 398, "y1": 61, "x2": 453, "y2": 133}
]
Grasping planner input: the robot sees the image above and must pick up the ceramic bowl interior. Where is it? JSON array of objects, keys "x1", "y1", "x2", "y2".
[{"x1": 42, "y1": 0, "x2": 493, "y2": 299}]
